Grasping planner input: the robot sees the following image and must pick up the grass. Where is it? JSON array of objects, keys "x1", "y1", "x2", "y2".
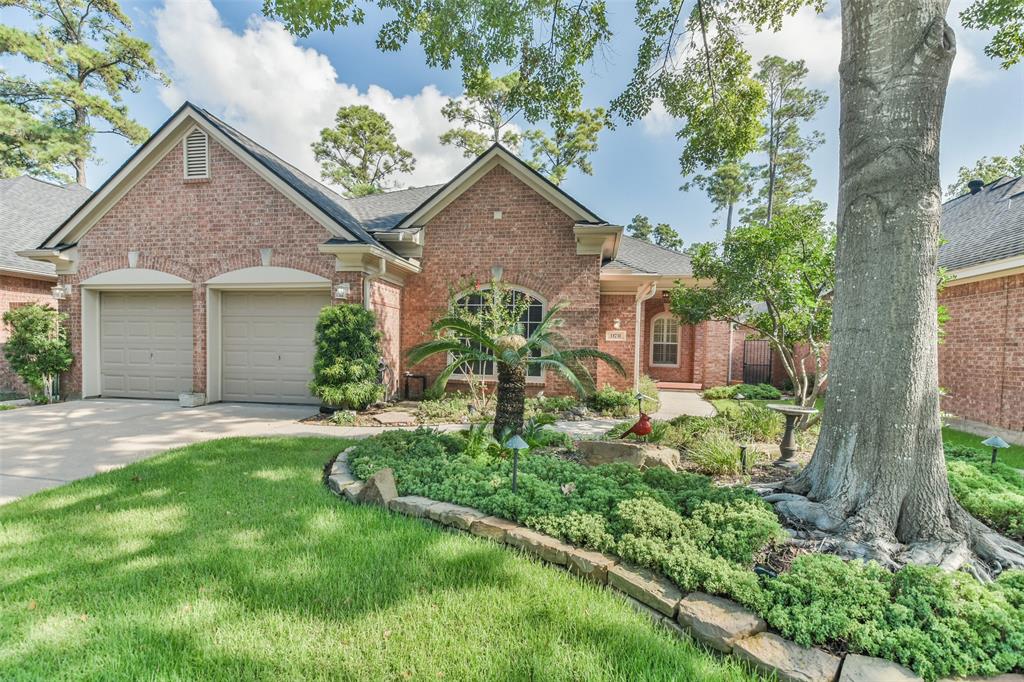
[
  {"x1": 0, "y1": 436, "x2": 759, "y2": 681},
  {"x1": 0, "y1": 405, "x2": 17, "y2": 411},
  {"x1": 943, "y1": 426, "x2": 1024, "y2": 469}
]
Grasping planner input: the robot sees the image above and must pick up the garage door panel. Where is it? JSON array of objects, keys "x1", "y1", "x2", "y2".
[
  {"x1": 101, "y1": 292, "x2": 193, "y2": 400},
  {"x1": 221, "y1": 291, "x2": 327, "y2": 404}
]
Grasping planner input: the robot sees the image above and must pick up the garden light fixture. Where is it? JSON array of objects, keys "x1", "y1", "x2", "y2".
[
  {"x1": 982, "y1": 435, "x2": 1009, "y2": 465},
  {"x1": 739, "y1": 445, "x2": 749, "y2": 474},
  {"x1": 506, "y1": 434, "x2": 528, "y2": 493}
]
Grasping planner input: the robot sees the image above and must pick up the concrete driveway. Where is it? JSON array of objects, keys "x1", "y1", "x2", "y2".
[{"x1": 0, "y1": 399, "x2": 367, "y2": 504}]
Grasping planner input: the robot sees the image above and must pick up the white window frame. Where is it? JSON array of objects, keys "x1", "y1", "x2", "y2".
[
  {"x1": 449, "y1": 286, "x2": 547, "y2": 383},
  {"x1": 183, "y1": 127, "x2": 210, "y2": 180},
  {"x1": 650, "y1": 313, "x2": 680, "y2": 367}
]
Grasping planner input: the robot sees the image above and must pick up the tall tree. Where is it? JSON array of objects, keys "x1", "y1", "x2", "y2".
[
  {"x1": 267, "y1": 0, "x2": 1024, "y2": 574},
  {"x1": 683, "y1": 160, "x2": 753, "y2": 235},
  {"x1": 439, "y1": 71, "x2": 524, "y2": 157},
  {"x1": 523, "y1": 105, "x2": 608, "y2": 185},
  {"x1": 946, "y1": 144, "x2": 1024, "y2": 197},
  {"x1": 745, "y1": 56, "x2": 826, "y2": 227},
  {"x1": 626, "y1": 214, "x2": 684, "y2": 251},
  {"x1": 0, "y1": 0, "x2": 166, "y2": 185},
  {"x1": 312, "y1": 104, "x2": 415, "y2": 198}
]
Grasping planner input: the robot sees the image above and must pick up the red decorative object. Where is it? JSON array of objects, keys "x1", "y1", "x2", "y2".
[{"x1": 620, "y1": 413, "x2": 653, "y2": 440}]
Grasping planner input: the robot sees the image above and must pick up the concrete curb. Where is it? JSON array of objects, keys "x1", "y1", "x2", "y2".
[{"x1": 324, "y1": 449, "x2": 1012, "y2": 682}]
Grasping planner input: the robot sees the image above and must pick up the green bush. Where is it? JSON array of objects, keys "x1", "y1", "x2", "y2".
[
  {"x1": 687, "y1": 427, "x2": 749, "y2": 475},
  {"x1": 415, "y1": 392, "x2": 473, "y2": 422},
  {"x1": 587, "y1": 377, "x2": 660, "y2": 416},
  {"x1": 702, "y1": 383, "x2": 782, "y2": 401},
  {"x1": 726, "y1": 403, "x2": 784, "y2": 442},
  {"x1": 525, "y1": 394, "x2": 581, "y2": 415},
  {"x1": 1, "y1": 304, "x2": 72, "y2": 402},
  {"x1": 309, "y1": 304, "x2": 384, "y2": 410},
  {"x1": 947, "y1": 459, "x2": 1024, "y2": 541}
]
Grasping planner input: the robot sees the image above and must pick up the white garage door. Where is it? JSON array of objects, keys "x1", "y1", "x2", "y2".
[
  {"x1": 221, "y1": 290, "x2": 329, "y2": 404},
  {"x1": 100, "y1": 291, "x2": 193, "y2": 399}
]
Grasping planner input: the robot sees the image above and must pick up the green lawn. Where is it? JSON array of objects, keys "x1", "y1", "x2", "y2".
[
  {"x1": 943, "y1": 427, "x2": 1024, "y2": 469},
  {"x1": 0, "y1": 437, "x2": 758, "y2": 681}
]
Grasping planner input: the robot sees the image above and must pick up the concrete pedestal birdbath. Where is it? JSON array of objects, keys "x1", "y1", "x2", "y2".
[{"x1": 766, "y1": 404, "x2": 819, "y2": 468}]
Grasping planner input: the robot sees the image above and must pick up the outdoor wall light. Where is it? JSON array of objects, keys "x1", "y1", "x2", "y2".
[
  {"x1": 982, "y1": 435, "x2": 1010, "y2": 465},
  {"x1": 260, "y1": 248, "x2": 273, "y2": 267},
  {"x1": 613, "y1": 318, "x2": 622, "y2": 330},
  {"x1": 491, "y1": 265, "x2": 504, "y2": 281},
  {"x1": 333, "y1": 282, "x2": 351, "y2": 300},
  {"x1": 50, "y1": 284, "x2": 72, "y2": 300},
  {"x1": 127, "y1": 250, "x2": 139, "y2": 268}
]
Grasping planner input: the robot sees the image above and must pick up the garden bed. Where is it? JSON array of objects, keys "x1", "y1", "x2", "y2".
[{"x1": 336, "y1": 428, "x2": 1024, "y2": 681}]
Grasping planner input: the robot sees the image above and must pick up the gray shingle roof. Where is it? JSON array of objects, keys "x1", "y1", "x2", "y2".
[
  {"x1": 341, "y1": 185, "x2": 445, "y2": 231},
  {"x1": 0, "y1": 177, "x2": 90, "y2": 277},
  {"x1": 939, "y1": 176, "x2": 1024, "y2": 271},
  {"x1": 605, "y1": 235, "x2": 693, "y2": 276}
]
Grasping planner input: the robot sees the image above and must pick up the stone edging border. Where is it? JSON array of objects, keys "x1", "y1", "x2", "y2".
[{"x1": 325, "y1": 449, "x2": 1020, "y2": 682}]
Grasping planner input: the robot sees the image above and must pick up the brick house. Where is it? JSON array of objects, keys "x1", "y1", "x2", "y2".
[
  {"x1": 937, "y1": 176, "x2": 1024, "y2": 439},
  {"x1": 20, "y1": 103, "x2": 733, "y2": 405},
  {"x1": 0, "y1": 177, "x2": 91, "y2": 396}
]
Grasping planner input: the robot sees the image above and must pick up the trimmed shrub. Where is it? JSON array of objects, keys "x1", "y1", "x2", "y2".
[
  {"x1": 587, "y1": 376, "x2": 660, "y2": 416},
  {"x1": 1, "y1": 304, "x2": 72, "y2": 402},
  {"x1": 703, "y1": 383, "x2": 782, "y2": 401},
  {"x1": 309, "y1": 304, "x2": 384, "y2": 410}
]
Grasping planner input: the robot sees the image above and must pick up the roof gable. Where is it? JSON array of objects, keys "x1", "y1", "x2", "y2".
[
  {"x1": 0, "y1": 177, "x2": 90, "y2": 277},
  {"x1": 395, "y1": 144, "x2": 605, "y2": 229}
]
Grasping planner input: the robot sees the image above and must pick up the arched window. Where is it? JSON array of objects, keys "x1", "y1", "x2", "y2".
[
  {"x1": 651, "y1": 314, "x2": 679, "y2": 367},
  {"x1": 453, "y1": 287, "x2": 545, "y2": 378}
]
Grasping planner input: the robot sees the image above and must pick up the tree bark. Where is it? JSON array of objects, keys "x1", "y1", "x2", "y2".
[
  {"x1": 776, "y1": 0, "x2": 1024, "y2": 576},
  {"x1": 73, "y1": 107, "x2": 87, "y2": 186},
  {"x1": 493, "y1": 361, "x2": 526, "y2": 439}
]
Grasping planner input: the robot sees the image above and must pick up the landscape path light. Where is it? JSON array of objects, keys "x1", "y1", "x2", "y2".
[
  {"x1": 505, "y1": 434, "x2": 528, "y2": 493},
  {"x1": 982, "y1": 435, "x2": 1010, "y2": 465}
]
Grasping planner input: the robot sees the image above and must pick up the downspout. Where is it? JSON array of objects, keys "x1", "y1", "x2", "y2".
[{"x1": 634, "y1": 282, "x2": 657, "y2": 391}]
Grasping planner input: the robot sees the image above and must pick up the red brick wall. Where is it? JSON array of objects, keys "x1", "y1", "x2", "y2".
[
  {"x1": 368, "y1": 278, "x2": 402, "y2": 397},
  {"x1": 939, "y1": 273, "x2": 1023, "y2": 432},
  {"x1": 400, "y1": 165, "x2": 602, "y2": 396},
  {"x1": 597, "y1": 294, "x2": 635, "y2": 390},
  {"x1": 58, "y1": 135, "x2": 355, "y2": 398},
  {"x1": 0, "y1": 274, "x2": 56, "y2": 395}
]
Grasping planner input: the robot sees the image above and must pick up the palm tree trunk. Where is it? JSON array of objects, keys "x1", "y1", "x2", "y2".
[{"x1": 493, "y1": 362, "x2": 526, "y2": 439}]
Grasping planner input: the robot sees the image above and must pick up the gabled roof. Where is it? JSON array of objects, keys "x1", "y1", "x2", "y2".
[
  {"x1": 0, "y1": 177, "x2": 90, "y2": 277},
  {"x1": 343, "y1": 184, "x2": 444, "y2": 231},
  {"x1": 603, "y1": 235, "x2": 693, "y2": 276},
  {"x1": 940, "y1": 176, "x2": 1024, "y2": 271},
  {"x1": 395, "y1": 143, "x2": 606, "y2": 229}
]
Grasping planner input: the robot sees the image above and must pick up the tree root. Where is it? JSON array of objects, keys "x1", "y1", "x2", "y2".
[{"x1": 760, "y1": 489, "x2": 1024, "y2": 580}]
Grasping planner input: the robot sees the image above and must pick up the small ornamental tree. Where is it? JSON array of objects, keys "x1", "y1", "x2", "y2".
[
  {"x1": 2, "y1": 304, "x2": 72, "y2": 402},
  {"x1": 309, "y1": 304, "x2": 385, "y2": 410},
  {"x1": 670, "y1": 204, "x2": 834, "y2": 425},
  {"x1": 408, "y1": 280, "x2": 625, "y2": 438}
]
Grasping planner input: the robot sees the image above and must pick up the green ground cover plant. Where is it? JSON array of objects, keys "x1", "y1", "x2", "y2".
[
  {"x1": 944, "y1": 427, "x2": 1024, "y2": 469},
  {"x1": 944, "y1": 444, "x2": 1024, "y2": 541},
  {"x1": 703, "y1": 383, "x2": 782, "y2": 401},
  {"x1": 587, "y1": 376, "x2": 660, "y2": 417},
  {"x1": 0, "y1": 436, "x2": 758, "y2": 682},
  {"x1": 348, "y1": 429, "x2": 1024, "y2": 680}
]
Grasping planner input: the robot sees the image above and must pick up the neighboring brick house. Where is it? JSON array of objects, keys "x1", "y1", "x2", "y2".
[
  {"x1": 0, "y1": 177, "x2": 91, "y2": 396},
  {"x1": 936, "y1": 176, "x2": 1024, "y2": 439},
  {"x1": 20, "y1": 102, "x2": 729, "y2": 405}
]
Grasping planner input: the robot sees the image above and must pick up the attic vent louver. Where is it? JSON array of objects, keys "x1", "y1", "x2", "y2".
[{"x1": 183, "y1": 128, "x2": 209, "y2": 179}]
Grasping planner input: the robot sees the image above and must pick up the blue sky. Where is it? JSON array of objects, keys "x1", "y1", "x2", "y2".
[{"x1": 5, "y1": 0, "x2": 1023, "y2": 244}]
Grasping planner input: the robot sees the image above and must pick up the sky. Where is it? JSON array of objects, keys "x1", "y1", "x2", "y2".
[{"x1": 3, "y1": 0, "x2": 1023, "y2": 245}]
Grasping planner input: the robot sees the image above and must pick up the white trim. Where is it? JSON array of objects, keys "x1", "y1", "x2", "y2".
[
  {"x1": 205, "y1": 266, "x2": 330, "y2": 288},
  {"x1": 634, "y1": 283, "x2": 657, "y2": 389},
  {"x1": 81, "y1": 268, "x2": 192, "y2": 288},
  {"x1": 81, "y1": 288, "x2": 101, "y2": 397},
  {"x1": 396, "y1": 146, "x2": 602, "y2": 229},
  {"x1": 0, "y1": 266, "x2": 57, "y2": 282},
  {"x1": 206, "y1": 288, "x2": 222, "y2": 403},
  {"x1": 650, "y1": 312, "x2": 680, "y2": 368},
  {"x1": 946, "y1": 254, "x2": 1024, "y2": 285}
]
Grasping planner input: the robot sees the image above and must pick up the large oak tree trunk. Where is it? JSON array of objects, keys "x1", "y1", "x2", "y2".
[{"x1": 774, "y1": 0, "x2": 1024, "y2": 577}]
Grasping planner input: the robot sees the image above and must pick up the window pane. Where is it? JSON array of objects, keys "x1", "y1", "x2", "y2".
[{"x1": 451, "y1": 288, "x2": 544, "y2": 379}]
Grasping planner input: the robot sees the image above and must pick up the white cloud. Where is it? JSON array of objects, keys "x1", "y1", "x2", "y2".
[
  {"x1": 641, "y1": 100, "x2": 677, "y2": 137},
  {"x1": 153, "y1": 0, "x2": 469, "y2": 188}
]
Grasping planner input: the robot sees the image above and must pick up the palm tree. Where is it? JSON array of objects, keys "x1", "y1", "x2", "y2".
[{"x1": 408, "y1": 286, "x2": 625, "y2": 439}]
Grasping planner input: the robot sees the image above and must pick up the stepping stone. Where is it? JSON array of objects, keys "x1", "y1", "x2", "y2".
[
  {"x1": 469, "y1": 516, "x2": 519, "y2": 542},
  {"x1": 608, "y1": 564, "x2": 682, "y2": 618},
  {"x1": 840, "y1": 654, "x2": 921, "y2": 682},
  {"x1": 372, "y1": 411, "x2": 417, "y2": 426},
  {"x1": 676, "y1": 592, "x2": 767, "y2": 653},
  {"x1": 732, "y1": 632, "x2": 840, "y2": 682}
]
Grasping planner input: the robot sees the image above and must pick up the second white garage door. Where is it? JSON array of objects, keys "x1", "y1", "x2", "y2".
[{"x1": 221, "y1": 290, "x2": 329, "y2": 404}]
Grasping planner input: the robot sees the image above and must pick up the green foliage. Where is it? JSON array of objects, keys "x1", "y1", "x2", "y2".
[
  {"x1": 312, "y1": 104, "x2": 415, "y2": 197},
  {"x1": 703, "y1": 383, "x2": 781, "y2": 401},
  {"x1": 525, "y1": 394, "x2": 580, "y2": 416},
  {"x1": 945, "y1": 144, "x2": 1024, "y2": 197},
  {"x1": 625, "y1": 215, "x2": 683, "y2": 251},
  {"x1": 686, "y1": 427, "x2": 748, "y2": 475},
  {"x1": 309, "y1": 304, "x2": 384, "y2": 410},
  {"x1": 530, "y1": 511, "x2": 616, "y2": 553},
  {"x1": 523, "y1": 104, "x2": 609, "y2": 185},
  {"x1": 587, "y1": 379, "x2": 659, "y2": 417},
  {"x1": 0, "y1": 0, "x2": 167, "y2": 183},
  {"x1": 682, "y1": 161, "x2": 754, "y2": 234},
  {"x1": 763, "y1": 555, "x2": 1024, "y2": 681},
  {"x1": 724, "y1": 403, "x2": 784, "y2": 442},
  {"x1": 945, "y1": 455, "x2": 1024, "y2": 541},
  {"x1": 329, "y1": 409, "x2": 357, "y2": 426},
  {"x1": 415, "y1": 392, "x2": 475, "y2": 422},
  {"x1": 960, "y1": 0, "x2": 1024, "y2": 68},
  {"x1": 1, "y1": 303, "x2": 72, "y2": 402}
]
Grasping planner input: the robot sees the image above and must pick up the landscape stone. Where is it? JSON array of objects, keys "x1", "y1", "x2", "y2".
[
  {"x1": 355, "y1": 468, "x2": 399, "y2": 506},
  {"x1": 387, "y1": 495, "x2": 441, "y2": 517},
  {"x1": 839, "y1": 654, "x2": 921, "y2": 682},
  {"x1": 342, "y1": 482, "x2": 364, "y2": 502},
  {"x1": 372, "y1": 411, "x2": 417, "y2": 426},
  {"x1": 732, "y1": 632, "x2": 840, "y2": 682},
  {"x1": 504, "y1": 527, "x2": 572, "y2": 565},
  {"x1": 327, "y1": 475, "x2": 359, "y2": 495},
  {"x1": 468, "y1": 516, "x2": 520, "y2": 542},
  {"x1": 427, "y1": 502, "x2": 487, "y2": 530},
  {"x1": 566, "y1": 548, "x2": 618, "y2": 584},
  {"x1": 576, "y1": 440, "x2": 680, "y2": 471},
  {"x1": 676, "y1": 592, "x2": 767, "y2": 652},
  {"x1": 608, "y1": 564, "x2": 683, "y2": 617}
]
